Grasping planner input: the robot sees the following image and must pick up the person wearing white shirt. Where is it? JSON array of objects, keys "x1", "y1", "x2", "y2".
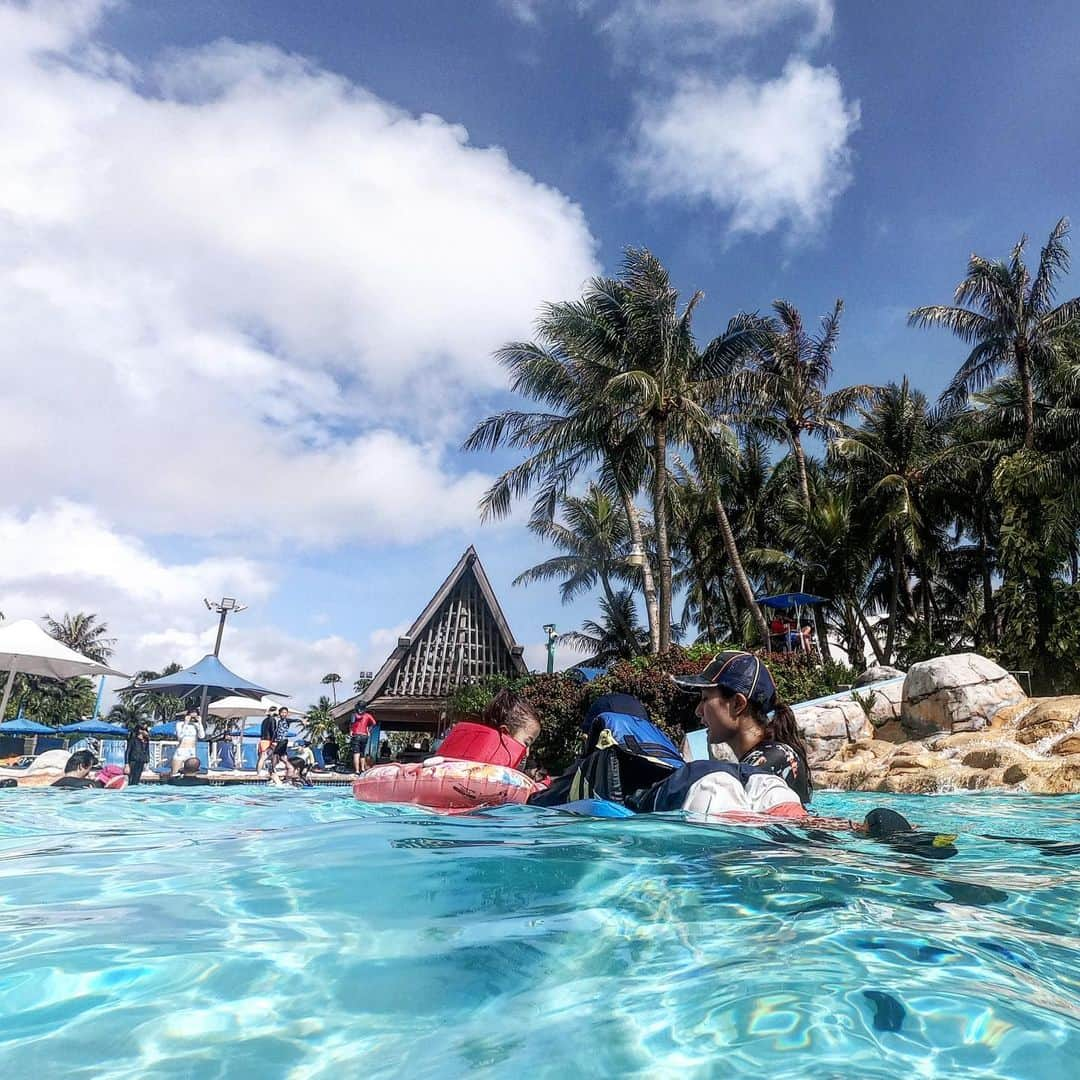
[{"x1": 171, "y1": 708, "x2": 205, "y2": 776}]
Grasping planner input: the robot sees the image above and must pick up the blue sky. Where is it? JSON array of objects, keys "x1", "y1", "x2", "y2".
[{"x1": 2, "y1": 0, "x2": 1079, "y2": 706}]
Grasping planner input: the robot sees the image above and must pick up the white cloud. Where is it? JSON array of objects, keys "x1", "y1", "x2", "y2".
[
  {"x1": 0, "y1": 0, "x2": 597, "y2": 544},
  {"x1": 504, "y1": 1, "x2": 833, "y2": 52},
  {"x1": 602, "y1": 0, "x2": 834, "y2": 57},
  {"x1": 629, "y1": 60, "x2": 859, "y2": 237},
  {"x1": 0, "y1": 500, "x2": 365, "y2": 705}
]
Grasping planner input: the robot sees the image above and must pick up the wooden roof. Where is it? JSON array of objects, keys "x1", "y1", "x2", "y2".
[{"x1": 333, "y1": 546, "x2": 526, "y2": 720}]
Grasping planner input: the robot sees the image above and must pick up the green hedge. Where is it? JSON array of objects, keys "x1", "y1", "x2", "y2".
[{"x1": 448, "y1": 647, "x2": 855, "y2": 773}]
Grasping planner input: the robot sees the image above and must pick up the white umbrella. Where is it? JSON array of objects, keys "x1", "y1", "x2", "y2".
[
  {"x1": 0, "y1": 619, "x2": 129, "y2": 720},
  {"x1": 206, "y1": 694, "x2": 283, "y2": 718}
]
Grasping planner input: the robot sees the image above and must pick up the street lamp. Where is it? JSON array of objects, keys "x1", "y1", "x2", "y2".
[
  {"x1": 205, "y1": 596, "x2": 248, "y2": 657},
  {"x1": 543, "y1": 623, "x2": 557, "y2": 675},
  {"x1": 200, "y1": 596, "x2": 247, "y2": 725}
]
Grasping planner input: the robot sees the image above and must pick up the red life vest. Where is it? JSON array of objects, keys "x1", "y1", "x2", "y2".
[{"x1": 438, "y1": 722, "x2": 528, "y2": 770}]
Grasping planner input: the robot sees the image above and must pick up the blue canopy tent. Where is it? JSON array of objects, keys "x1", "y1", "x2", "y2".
[
  {"x1": 126, "y1": 656, "x2": 285, "y2": 772},
  {"x1": 123, "y1": 654, "x2": 284, "y2": 704},
  {"x1": 56, "y1": 719, "x2": 129, "y2": 738},
  {"x1": 756, "y1": 592, "x2": 828, "y2": 654},
  {"x1": 0, "y1": 717, "x2": 54, "y2": 736}
]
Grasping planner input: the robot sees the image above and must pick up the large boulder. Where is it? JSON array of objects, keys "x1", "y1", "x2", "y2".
[
  {"x1": 795, "y1": 698, "x2": 872, "y2": 764},
  {"x1": 901, "y1": 653, "x2": 1026, "y2": 737},
  {"x1": 854, "y1": 664, "x2": 905, "y2": 687}
]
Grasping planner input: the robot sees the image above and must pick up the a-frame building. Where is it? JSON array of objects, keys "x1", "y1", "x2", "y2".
[{"x1": 332, "y1": 546, "x2": 528, "y2": 733}]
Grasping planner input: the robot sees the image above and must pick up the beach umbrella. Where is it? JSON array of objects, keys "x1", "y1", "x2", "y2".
[
  {"x1": 122, "y1": 654, "x2": 284, "y2": 703},
  {"x1": 0, "y1": 717, "x2": 55, "y2": 736},
  {"x1": 0, "y1": 619, "x2": 129, "y2": 722},
  {"x1": 755, "y1": 592, "x2": 828, "y2": 609},
  {"x1": 206, "y1": 694, "x2": 283, "y2": 717},
  {"x1": 56, "y1": 719, "x2": 129, "y2": 738}
]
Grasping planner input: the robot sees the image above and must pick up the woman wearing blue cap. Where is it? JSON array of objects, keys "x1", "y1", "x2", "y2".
[{"x1": 673, "y1": 650, "x2": 812, "y2": 805}]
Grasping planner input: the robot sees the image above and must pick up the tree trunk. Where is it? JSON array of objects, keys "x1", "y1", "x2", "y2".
[
  {"x1": 718, "y1": 578, "x2": 736, "y2": 641},
  {"x1": 689, "y1": 540, "x2": 717, "y2": 643},
  {"x1": 622, "y1": 495, "x2": 660, "y2": 654},
  {"x1": 812, "y1": 605, "x2": 833, "y2": 662},
  {"x1": 712, "y1": 493, "x2": 769, "y2": 646},
  {"x1": 979, "y1": 503, "x2": 997, "y2": 646},
  {"x1": 792, "y1": 433, "x2": 812, "y2": 511},
  {"x1": 652, "y1": 414, "x2": 673, "y2": 653},
  {"x1": 884, "y1": 530, "x2": 904, "y2": 664},
  {"x1": 854, "y1": 603, "x2": 886, "y2": 665},
  {"x1": 1017, "y1": 345, "x2": 1035, "y2": 451},
  {"x1": 920, "y1": 568, "x2": 933, "y2": 639},
  {"x1": 844, "y1": 601, "x2": 867, "y2": 671}
]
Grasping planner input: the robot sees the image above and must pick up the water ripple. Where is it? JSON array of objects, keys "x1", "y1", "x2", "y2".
[{"x1": 0, "y1": 788, "x2": 1077, "y2": 1076}]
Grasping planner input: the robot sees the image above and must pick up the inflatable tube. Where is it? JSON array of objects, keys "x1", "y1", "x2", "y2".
[{"x1": 353, "y1": 757, "x2": 538, "y2": 812}]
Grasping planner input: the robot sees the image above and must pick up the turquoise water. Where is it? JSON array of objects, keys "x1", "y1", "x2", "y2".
[{"x1": 1, "y1": 789, "x2": 1078, "y2": 1078}]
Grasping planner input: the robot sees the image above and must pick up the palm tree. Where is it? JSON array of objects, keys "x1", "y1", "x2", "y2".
[
  {"x1": 321, "y1": 672, "x2": 342, "y2": 704},
  {"x1": 833, "y1": 379, "x2": 958, "y2": 663},
  {"x1": 597, "y1": 248, "x2": 763, "y2": 651},
  {"x1": 124, "y1": 662, "x2": 184, "y2": 721},
  {"x1": 755, "y1": 483, "x2": 879, "y2": 665},
  {"x1": 108, "y1": 699, "x2": 149, "y2": 728},
  {"x1": 464, "y1": 285, "x2": 661, "y2": 650},
  {"x1": 737, "y1": 299, "x2": 874, "y2": 511},
  {"x1": 910, "y1": 218, "x2": 1080, "y2": 450},
  {"x1": 514, "y1": 485, "x2": 643, "y2": 654},
  {"x1": 559, "y1": 591, "x2": 648, "y2": 665},
  {"x1": 353, "y1": 675, "x2": 372, "y2": 695},
  {"x1": 43, "y1": 612, "x2": 115, "y2": 663}
]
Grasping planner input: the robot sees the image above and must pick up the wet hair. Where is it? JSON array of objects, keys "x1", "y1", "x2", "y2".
[
  {"x1": 717, "y1": 686, "x2": 813, "y2": 792},
  {"x1": 65, "y1": 749, "x2": 96, "y2": 774},
  {"x1": 182, "y1": 757, "x2": 201, "y2": 775},
  {"x1": 482, "y1": 689, "x2": 541, "y2": 742}
]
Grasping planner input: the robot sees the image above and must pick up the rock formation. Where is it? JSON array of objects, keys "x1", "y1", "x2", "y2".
[{"x1": 901, "y1": 653, "x2": 1026, "y2": 737}]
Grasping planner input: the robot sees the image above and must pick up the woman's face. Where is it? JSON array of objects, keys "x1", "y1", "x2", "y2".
[{"x1": 696, "y1": 686, "x2": 746, "y2": 744}]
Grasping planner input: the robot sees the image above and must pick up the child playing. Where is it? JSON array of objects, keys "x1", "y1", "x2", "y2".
[{"x1": 436, "y1": 689, "x2": 541, "y2": 771}]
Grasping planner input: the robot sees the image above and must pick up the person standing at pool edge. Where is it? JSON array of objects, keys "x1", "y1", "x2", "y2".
[
  {"x1": 125, "y1": 721, "x2": 150, "y2": 784},
  {"x1": 271, "y1": 706, "x2": 297, "y2": 780},
  {"x1": 350, "y1": 707, "x2": 376, "y2": 773},
  {"x1": 257, "y1": 706, "x2": 277, "y2": 776},
  {"x1": 673, "y1": 651, "x2": 812, "y2": 805}
]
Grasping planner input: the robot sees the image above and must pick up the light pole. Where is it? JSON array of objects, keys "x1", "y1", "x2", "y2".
[
  {"x1": 201, "y1": 596, "x2": 247, "y2": 723},
  {"x1": 543, "y1": 624, "x2": 557, "y2": 675}
]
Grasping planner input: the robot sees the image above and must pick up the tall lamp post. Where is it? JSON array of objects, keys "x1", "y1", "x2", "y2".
[
  {"x1": 543, "y1": 624, "x2": 557, "y2": 675},
  {"x1": 200, "y1": 597, "x2": 247, "y2": 723}
]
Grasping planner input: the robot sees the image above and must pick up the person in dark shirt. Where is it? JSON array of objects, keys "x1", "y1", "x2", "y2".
[
  {"x1": 51, "y1": 749, "x2": 105, "y2": 790},
  {"x1": 270, "y1": 707, "x2": 297, "y2": 780},
  {"x1": 167, "y1": 757, "x2": 211, "y2": 786},
  {"x1": 673, "y1": 650, "x2": 813, "y2": 805},
  {"x1": 125, "y1": 722, "x2": 150, "y2": 784},
  {"x1": 257, "y1": 707, "x2": 277, "y2": 775}
]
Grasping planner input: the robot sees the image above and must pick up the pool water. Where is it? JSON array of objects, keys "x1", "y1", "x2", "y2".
[{"x1": 1, "y1": 789, "x2": 1078, "y2": 1078}]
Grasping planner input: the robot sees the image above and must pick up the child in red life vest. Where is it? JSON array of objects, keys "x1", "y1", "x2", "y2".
[{"x1": 436, "y1": 690, "x2": 542, "y2": 771}]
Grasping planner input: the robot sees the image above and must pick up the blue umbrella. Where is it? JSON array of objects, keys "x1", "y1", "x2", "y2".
[
  {"x1": 123, "y1": 654, "x2": 283, "y2": 702},
  {"x1": 0, "y1": 717, "x2": 55, "y2": 736},
  {"x1": 57, "y1": 719, "x2": 129, "y2": 738},
  {"x1": 756, "y1": 592, "x2": 828, "y2": 609}
]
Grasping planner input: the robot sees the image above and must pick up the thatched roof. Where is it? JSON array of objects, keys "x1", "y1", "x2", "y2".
[{"x1": 332, "y1": 546, "x2": 526, "y2": 722}]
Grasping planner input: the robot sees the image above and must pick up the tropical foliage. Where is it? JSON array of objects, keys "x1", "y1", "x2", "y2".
[{"x1": 469, "y1": 222, "x2": 1080, "y2": 693}]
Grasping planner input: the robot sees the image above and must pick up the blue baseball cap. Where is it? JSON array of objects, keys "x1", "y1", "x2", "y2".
[{"x1": 672, "y1": 651, "x2": 777, "y2": 711}]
